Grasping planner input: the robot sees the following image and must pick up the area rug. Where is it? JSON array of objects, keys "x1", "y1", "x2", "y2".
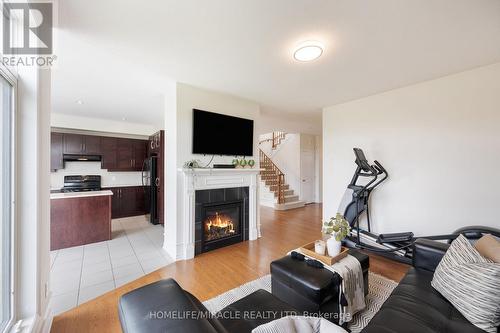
[{"x1": 202, "y1": 272, "x2": 397, "y2": 333}]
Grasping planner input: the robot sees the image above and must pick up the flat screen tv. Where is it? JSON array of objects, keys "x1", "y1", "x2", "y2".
[{"x1": 192, "y1": 109, "x2": 254, "y2": 156}]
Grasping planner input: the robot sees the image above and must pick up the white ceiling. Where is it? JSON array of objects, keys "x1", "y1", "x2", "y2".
[{"x1": 52, "y1": 0, "x2": 500, "y2": 125}]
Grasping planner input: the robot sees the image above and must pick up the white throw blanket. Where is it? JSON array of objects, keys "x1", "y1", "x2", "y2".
[
  {"x1": 252, "y1": 316, "x2": 348, "y2": 333},
  {"x1": 288, "y1": 250, "x2": 366, "y2": 325}
]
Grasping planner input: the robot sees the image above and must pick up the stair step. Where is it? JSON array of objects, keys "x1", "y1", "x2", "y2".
[
  {"x1": 283, "y1": 195, "x2": 299, "y2": 203},
  {"x1": 274, "y1": 200, "x2": 306, "y2": 211},
  {"x1": 274, "y1": 189, "x2": 294, "y2": 197},
  {"x1": 269, "y1": 184, "x2": 289, "y2": 191}
]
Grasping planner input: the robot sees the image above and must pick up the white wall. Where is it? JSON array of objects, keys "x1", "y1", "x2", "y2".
[
  {"x1": 163, "y1": 82, "x2": 178, "y2": 260},
  {"x1": 176, "y1": 83, "x2": 260, "y2": 166},
  {"x1": 315, "y1": 136, "x2": 323, "y2": 203},
  {"x1": 15, "y1": 65, "x2": 52, "y2": 332},
  {"x1": 51, "y1": 113, "x2": 159, "y2": 136},
  {"x1": 164, "y1": 83, "x2": 261, "y2": 260},
  {"x1": 50, "y1": 162, "x2": 142, "y2": 189},
  {"x1": 323, "y1": 62, "x2": 500, "y2": 236},
  {"x1": 258, "y1": 111, "x2": 322, "y2": 136}
]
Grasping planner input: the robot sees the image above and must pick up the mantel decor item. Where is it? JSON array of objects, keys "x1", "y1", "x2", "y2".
[
  {"x1": 239, "y1": 159, "x2": 247, "y2": 168},
  {"x1": 184, "y1": 159, "x2": 201, "y2": 169},
  {"x1": 232, "y1": 159, "x2": 240, "y2": 167},
  {"x1": 247, "y1": 159, "x2": 255, "y2": 168},
  {"x1": 323, "y1": 213, "x2": 351, "y2": 257}
]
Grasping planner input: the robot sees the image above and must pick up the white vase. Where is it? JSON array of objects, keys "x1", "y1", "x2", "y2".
[{"x1": 327, "y1": 236, "x2": 342, "y2": 257}]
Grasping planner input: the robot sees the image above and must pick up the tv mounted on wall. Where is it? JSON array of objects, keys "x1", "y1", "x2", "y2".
[{"x1": 192, "y1": 109, "x2": 254, "y2": 156}]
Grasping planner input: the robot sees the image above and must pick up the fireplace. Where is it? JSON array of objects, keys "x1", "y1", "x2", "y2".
[
  {"x1": 195, "y1": 187, "x2": 249, "y2": 255},
  {"x1": 202, "y1": 200, "x2": 243, "y2": 252}
]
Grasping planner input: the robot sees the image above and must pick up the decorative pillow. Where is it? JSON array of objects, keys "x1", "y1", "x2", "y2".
[
  {"x1": 431, "y1": 234, "x2": 500, "y2": 333},
  {"x1": 474, "y1": 234, "x2": 500, "y2": 263},
  {"x1": 251, "y1": 315, "x2": 348, "y2": 333}
]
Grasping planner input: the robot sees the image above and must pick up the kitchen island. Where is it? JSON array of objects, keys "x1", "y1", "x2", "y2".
[{"x1": 50, "y1": 190, "x2": 113, "y2": 250}]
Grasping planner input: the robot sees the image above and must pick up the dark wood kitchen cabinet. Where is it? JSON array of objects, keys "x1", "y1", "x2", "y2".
[
  {"x1": 116, "y1": 138, "x2": 135, "y2": 170},
  {"x1": 50, "y1": 194, "x2": 112, "y2": 250},
  {"x1": 63, "y1": 133, "x2": 101, "y2": 155},
  {"x1": 63, "y1": 133, "x2": 83, "y2": 154},
  {"x1": 100, "y1": 136, "x2": 117, "y2": 170},
  {"x1": 50, "y1": 132, "x2": 148, "y2": 172},
  {"x1": 82, "y1": 135, "x2": 101, "y2": 154},
  {"x1": 106, "y1": 186, "x2": 148, "y2": 218},
  {"x1": 51, "y1": 132, "x2": 64, "y2": 171},
  {"x1": 113, "y1": 138, "x2": 147, "y2": 172}
]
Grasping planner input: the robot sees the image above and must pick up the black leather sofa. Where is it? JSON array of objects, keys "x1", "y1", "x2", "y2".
[
  {"x1": 118, "y1": 238, "x2": 492, "y2": 333},
  {"x1": 361, "y1": 238, "x2": 487, "y2": 333},
  {"x1": 118, "y1": 279, "x2": 299, "y2": 333}
]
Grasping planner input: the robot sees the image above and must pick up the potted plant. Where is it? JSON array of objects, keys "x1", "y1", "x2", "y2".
[{"x1": 322, "y1": 213, "x2": 351, "y2": 257}]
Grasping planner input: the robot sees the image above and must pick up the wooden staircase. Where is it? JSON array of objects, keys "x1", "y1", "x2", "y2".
[
  {"x1": 258, "y1": 131, "x2": 287, "y2": 150},
  {"x1": 259, "y1": 149, "x2": 305, "y2": 210}
]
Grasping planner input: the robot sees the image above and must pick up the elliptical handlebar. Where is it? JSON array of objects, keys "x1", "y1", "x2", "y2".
[
  {"x1": 373, "y1": 160, "x2": 386, "y2": 175},
  {"x1": 351, "y1": 148, "x2": 388, "y2": 192}
]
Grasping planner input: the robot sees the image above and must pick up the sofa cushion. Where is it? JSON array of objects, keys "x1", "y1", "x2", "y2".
[
  {"x1": 432, "y1": 235, "x2": 500, "y2": 333},
  {"x1": 252, "y1": 315, "x2": 348, "y2": 333},
  {"x1": 217, "y1": 289, "x2": 299, "y2": 333},
  {"x1": 475, "y1": 234, "x2": 500, "y2": 263},
  {"x1": 361, "y1": 268, "x2": 484, "y2": 333},
  {"x1": 119, "y1": 278, "x2": 226, "y2": 333}
]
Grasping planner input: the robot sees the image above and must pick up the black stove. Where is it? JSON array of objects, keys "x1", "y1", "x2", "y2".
[{"x1": 61, "y1": 175, "x2": 101, "y2": 192}]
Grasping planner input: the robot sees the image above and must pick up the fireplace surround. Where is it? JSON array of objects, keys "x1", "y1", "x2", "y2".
[{"x1": 176, "y1": 168, "x2": 261, "y2": 260}]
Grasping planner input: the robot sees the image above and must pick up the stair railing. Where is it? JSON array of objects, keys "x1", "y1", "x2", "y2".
[
  {"x1": 259, "y1": 149, "x2": 285, "y2": 204},
  {"x1": 272, "y1": 131, "x2": 286, "y2": 149}
]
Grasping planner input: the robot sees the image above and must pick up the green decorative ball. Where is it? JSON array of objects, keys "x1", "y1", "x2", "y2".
[
  {"x1": 248, "y1": 159, "x2": 255, "y2": 167},
  {"x1": 239, "y1": 159, "x2": 247, "y2": 167},
  {"x1": 232, "y1": 159, "x2": 240, "y2": 166}
]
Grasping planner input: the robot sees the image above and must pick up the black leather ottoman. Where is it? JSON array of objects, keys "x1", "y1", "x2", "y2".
[{"x1": 270, "y1": 249, "x2": 369, "y2": 324}]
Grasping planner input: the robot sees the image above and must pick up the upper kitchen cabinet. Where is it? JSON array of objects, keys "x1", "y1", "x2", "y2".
[
  {"x1": 116, "y1": 138, "x2": 135, "y2": 170},
  {"x1": 101, "y1": 137, "x2": 117, "y2": 170},
  {"x1": 51, "y1": 132, "x2": 64, "y2": 171},
  {"x1": 133, "y1": 139, "x2": 147, "y2": 171},
  {"x1": 51, "y1": 132, "x2": 148, "y2": 172},
  {"x1": 82, "y1": 135, "x2": 101, "y2": 154},
  {"x1": 63, "y1": 133, "x2": 101, "y2": 155},
  {"x1": 112, "y1": 138, "x2": 147, "y2": 172}
]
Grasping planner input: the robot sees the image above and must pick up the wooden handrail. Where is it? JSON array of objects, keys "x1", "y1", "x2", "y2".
[
  {"x1": 259, "y1": 131, "x2": 286, "y2": 148},
  {"x1": 272, "y1": 131, "x2": 286, "y2": 149},
  {"x1": 259, "y1": 149, "x2": 285, "y2": 204}
]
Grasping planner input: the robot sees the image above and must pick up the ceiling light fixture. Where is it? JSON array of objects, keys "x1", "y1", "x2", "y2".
[
  {"x1": 76, "y1": 100, "x2": 84, "y2": 105},
  {"x1": 293, "y1": 41, "x2": 324, "y2": 62}
]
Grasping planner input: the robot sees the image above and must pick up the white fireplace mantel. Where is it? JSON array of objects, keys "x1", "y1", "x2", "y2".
[{"x1": 177, "y1": 168, "x2": 262, "y2": 260}]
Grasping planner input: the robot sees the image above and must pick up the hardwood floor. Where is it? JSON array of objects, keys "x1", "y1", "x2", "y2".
[{"x1": 50, "y1": 204, "x2": 409, "y2": 333}]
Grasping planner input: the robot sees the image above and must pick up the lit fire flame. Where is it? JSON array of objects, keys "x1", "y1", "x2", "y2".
[{"x1": 205, "y1": 212, "x2": 235, "y2": 233}]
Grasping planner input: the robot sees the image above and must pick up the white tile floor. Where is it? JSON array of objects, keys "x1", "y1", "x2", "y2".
[{"x1": 50, "y1": 215, "x2": 173, "y2": 315}]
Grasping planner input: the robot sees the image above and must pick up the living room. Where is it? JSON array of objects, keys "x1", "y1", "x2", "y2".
[{"x1": 1, "y1": 1, "x2": 499, "y2": 333}]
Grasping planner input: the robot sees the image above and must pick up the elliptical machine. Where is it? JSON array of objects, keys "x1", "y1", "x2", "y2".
[{"x1": 340, "y1": 148, "x2": 500, "y2": 264}]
